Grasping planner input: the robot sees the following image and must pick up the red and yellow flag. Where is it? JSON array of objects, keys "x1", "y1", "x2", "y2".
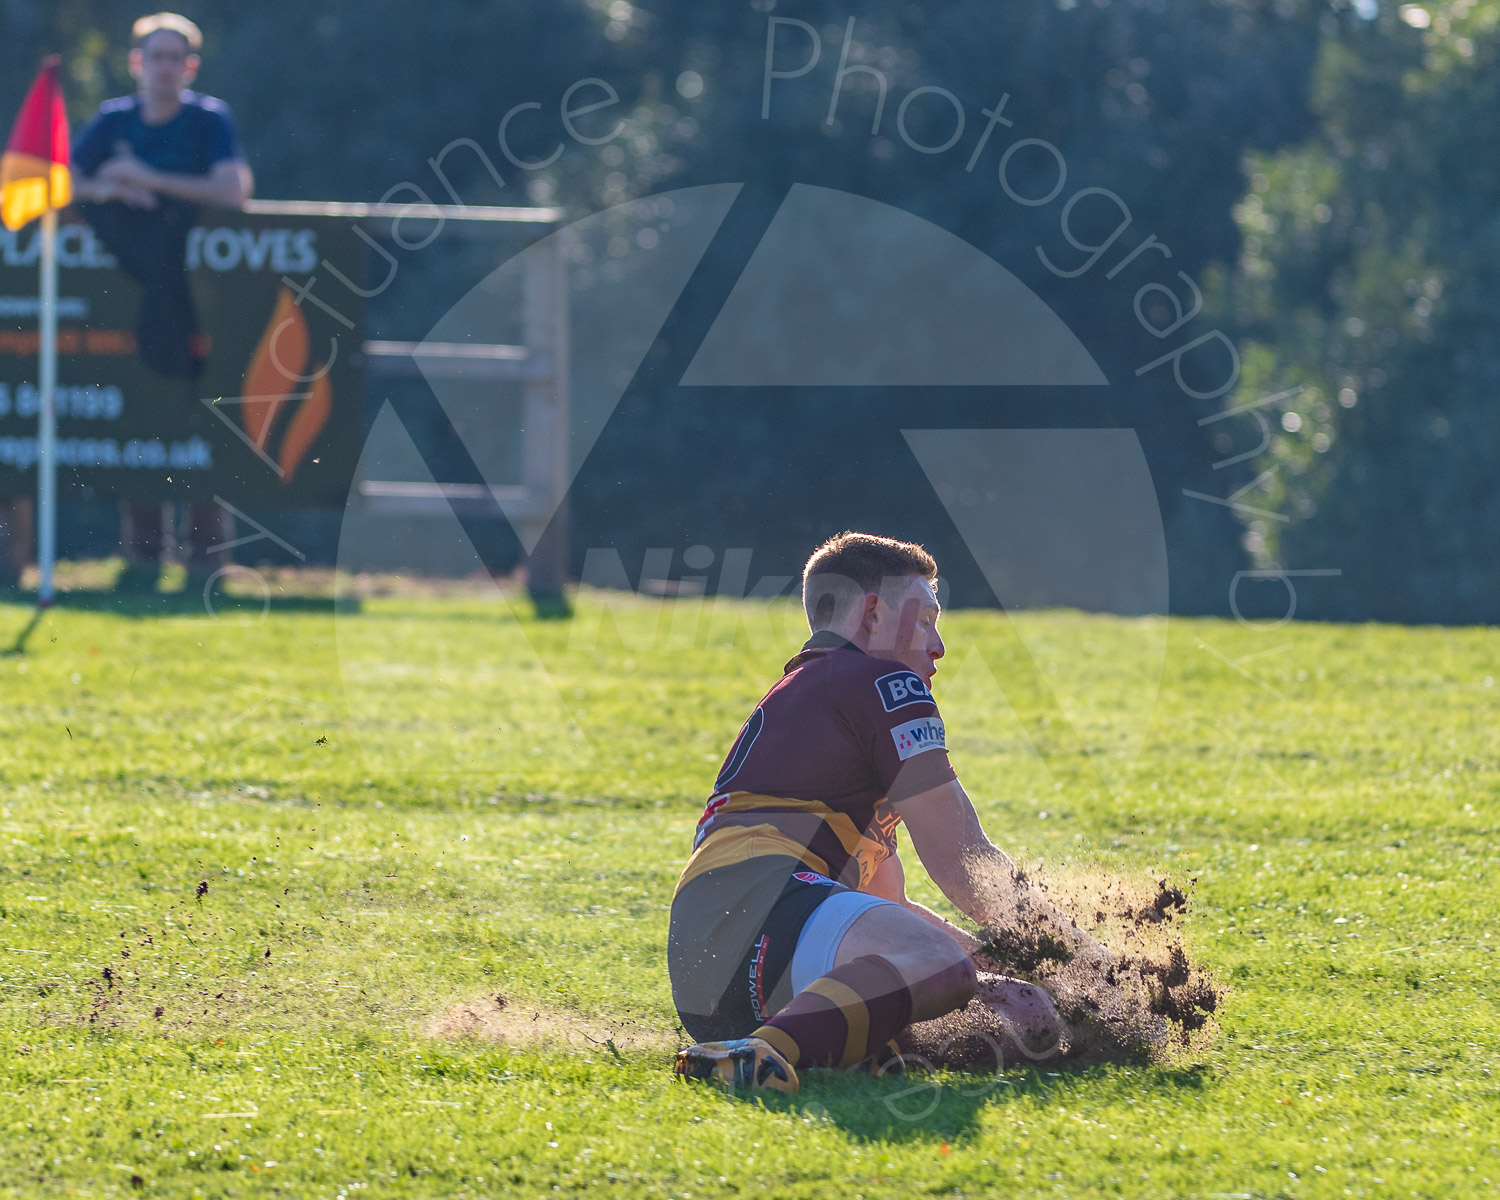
[{"x1": 1, "y1": 56, "x2": 71, "y2": 231}]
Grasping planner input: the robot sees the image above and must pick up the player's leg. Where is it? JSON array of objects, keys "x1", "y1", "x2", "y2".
[
  {"x1": 673, "y1": 871, "x2": 973, "y2": 1084},
  {"x1": 669, "y1": 855, "x2": 808, "y2": 1091},
  {"x1": 830, "y1": 903, "x2": 1069, "y2": 1065},
  {"x1": 829, "y1": 900, "x2": 977, "y2": 1020},
  {"x1": 747, "y1": 892, "x2": 975, "y2": 1071}
]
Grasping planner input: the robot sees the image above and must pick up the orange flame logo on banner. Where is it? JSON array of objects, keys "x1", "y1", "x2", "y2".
[{"x1": 240, "y1": 287, "x2": 333, "y2": 483}]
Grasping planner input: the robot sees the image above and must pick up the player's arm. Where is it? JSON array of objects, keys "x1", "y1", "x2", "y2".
[
  {"x1": 892, "y1": 778, "x2": 1108, "y2": 963},
  {"x1": 867, "y1": 850, "x2": 985, "y2": 955}
]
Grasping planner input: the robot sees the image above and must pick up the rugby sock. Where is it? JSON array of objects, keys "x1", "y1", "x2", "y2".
[{"x1": 751, "y1": 954, "x2": 914, "y2": 1070}]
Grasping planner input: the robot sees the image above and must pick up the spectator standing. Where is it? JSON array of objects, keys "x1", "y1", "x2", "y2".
[{"x1": 71, "y1": 12, "x2": 252, "y2": 590}]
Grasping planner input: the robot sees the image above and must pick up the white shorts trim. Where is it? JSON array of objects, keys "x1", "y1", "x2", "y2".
[{"x1": 789, "y1": 889, "x2": 899, "y2": 995}]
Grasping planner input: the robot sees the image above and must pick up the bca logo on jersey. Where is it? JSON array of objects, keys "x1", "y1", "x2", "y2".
[
  {"x1": 875, "y1": 670, "x2": 932, "y2": 712},
  {"x1": 891, "y1": 717, "x2": 946, "y2": 760}
]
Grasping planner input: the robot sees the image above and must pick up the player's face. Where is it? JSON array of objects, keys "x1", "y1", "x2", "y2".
[
  {"x1": 131, "y1": 32, "x2": 199, "y2": 98},
  {"x1": 870, "y1": 575, "x2": 945, "y2": 683}
]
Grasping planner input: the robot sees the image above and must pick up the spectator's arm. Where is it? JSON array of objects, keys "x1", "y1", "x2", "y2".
[
  {"x1": 148, "y1": 158, "x2": 253, "y2": 209},
  {"x1": 71, "y1": 173, "x2": 118, "y2": 202},
  {"x1": 99, "y1": 152, "x2": 252, "y2": 210},
  {"x1": 70, "y1": 170, "x2": 158, "y2": 209}
]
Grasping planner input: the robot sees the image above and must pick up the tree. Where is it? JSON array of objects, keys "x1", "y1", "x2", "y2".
[{"x1": 1226, "y1": 1, "x2": 1500, "y2": 622}]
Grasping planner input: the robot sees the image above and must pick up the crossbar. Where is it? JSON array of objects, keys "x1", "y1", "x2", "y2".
[
  {"x1": 243, "y1": 200, "x2": 563, "y2": 223},
  {"x1": 357, "y1": 480, "x2": 544, "y2": 519},
  {"x1": 361, "y1": 339, "x2": 539, "y2": 381}
]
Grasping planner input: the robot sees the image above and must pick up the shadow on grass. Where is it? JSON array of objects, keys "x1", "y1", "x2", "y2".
[
  {"x1": 0, "y1": 586, "x2": 357, "y2": 636},
  {"x1": 757, "y1": 1061, "x2": 1212, "y2": 1144},
  {"x1": 529, "y1": 590, "x2": 574, "y2": 621},
  {"x1": 2, "y1": 605, "x2": 45, "y2": 656}
]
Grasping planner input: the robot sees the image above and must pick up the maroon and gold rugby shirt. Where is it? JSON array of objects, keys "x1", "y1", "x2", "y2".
[{"x1": 675, "y1": 630, "x2": 957, "y2": 898}]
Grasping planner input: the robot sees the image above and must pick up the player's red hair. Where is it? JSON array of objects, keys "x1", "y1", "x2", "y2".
[{"x1": 802, "y1": 531, "x2": 938, "y2": 630}]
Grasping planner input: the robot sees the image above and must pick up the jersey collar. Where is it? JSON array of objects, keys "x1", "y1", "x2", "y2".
[{"x1": 783, "y1": 629, "x2": 862, "y2": 674}]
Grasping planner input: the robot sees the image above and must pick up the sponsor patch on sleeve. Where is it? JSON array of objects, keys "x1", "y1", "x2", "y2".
[
  {"x1": 874, "y1": 670, "x2": 932, "y2": 712},
  {"x1": 890, "y1": 716, "x2": 946, "y2": 760}
]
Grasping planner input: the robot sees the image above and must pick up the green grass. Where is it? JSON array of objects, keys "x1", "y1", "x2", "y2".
[{"x1": 2, "y1": 583, "x2": 1497, "y2": 1197}]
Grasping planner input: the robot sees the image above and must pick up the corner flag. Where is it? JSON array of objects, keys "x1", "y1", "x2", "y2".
[
  {"x1": 1, "y1": 56, "x2": 71, "y2": 231},
  {"x1": 2, "y1": 56, "x2": 70, "y2": 604}
]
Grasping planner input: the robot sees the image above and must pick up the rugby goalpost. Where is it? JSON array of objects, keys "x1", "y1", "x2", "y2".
[{"x1": 244, "y1": 199, "x2": 572, "y2": 604}]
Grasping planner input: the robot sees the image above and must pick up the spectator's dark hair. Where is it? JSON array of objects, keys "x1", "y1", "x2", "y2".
[
  {"x1": 132, "y1": 12, "x2": 203, "y2": 53},
  {"x1": 802, "y1": 532, "x2": 938, "y2": 630}
]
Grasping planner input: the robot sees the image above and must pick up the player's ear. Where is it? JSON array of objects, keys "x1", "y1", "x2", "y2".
[
  {"x1": 128, "y1": 48, "x2": 144, "y2": 80},
  {"x1": 860, "y1": 590, "x2": 882, "y2": 632},
  {"x1": 182, "y1": 54, "x2": 200, "y2": 84}
]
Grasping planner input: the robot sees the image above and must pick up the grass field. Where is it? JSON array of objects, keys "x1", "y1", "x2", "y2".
[{"x1": 1, "y1": 579, "x2": 1497, "y2": 1198}]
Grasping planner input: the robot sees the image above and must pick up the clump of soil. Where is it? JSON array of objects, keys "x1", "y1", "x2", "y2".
[
  {"x1": 973, "y1": 924, "x2": 1072, "y2": 974},
  {"x1": 424, "y1": 992, "x2": 676, "y2": 1055},
  {"x1": 900, "y1": 868, "x2": 1225, "y2": 1071}
]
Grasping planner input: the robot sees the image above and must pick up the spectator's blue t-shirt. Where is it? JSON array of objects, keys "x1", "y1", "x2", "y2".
[
  {"x1": 69, "y1": 91, "x2": 245, "y2": 378},
  {"x1": 72, "y1": 90, "x2": 243, "y2": 205}
]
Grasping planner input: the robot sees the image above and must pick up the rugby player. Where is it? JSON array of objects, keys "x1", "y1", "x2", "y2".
[{"x1": 670, "y1": 532, "x2": 1109, "y2": 1091}]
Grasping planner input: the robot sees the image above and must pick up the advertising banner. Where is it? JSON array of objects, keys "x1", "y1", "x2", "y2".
[{"x1": 0, "y1": 210, "x2": 363, "y2": 506}]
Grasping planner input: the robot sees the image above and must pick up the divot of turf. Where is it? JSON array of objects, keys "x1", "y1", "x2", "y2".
[{"x1": 424, "y1": 992, "x2": 678, "y2": 1055}]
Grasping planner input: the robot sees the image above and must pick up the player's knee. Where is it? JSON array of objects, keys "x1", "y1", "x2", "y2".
[
  {"x1": 922, "y1": 945, "x2": 977, "y2": 1014},
  {"x1": 947, "y1": 951, "x2": 980, "y2": 1007}
]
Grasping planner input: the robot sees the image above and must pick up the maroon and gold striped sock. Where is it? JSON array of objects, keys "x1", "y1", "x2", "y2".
[{"x1": 751, "y1": 954, "x2": 914, "y2": 1069}]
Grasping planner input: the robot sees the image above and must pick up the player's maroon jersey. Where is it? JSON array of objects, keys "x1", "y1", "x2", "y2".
[{"x1": 678, "y1": 631, "x2": 957, "y2": 893}]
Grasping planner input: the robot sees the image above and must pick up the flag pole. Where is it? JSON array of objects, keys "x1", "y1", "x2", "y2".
[
  {"x1": 1, "y1": 54, "x2": 68, "y2": 605},
  {"x1": 37, "y1": 206, "x2": 57, "y2": 607}
]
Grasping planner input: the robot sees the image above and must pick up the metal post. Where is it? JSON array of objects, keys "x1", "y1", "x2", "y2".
[{"x1": 521, "y1": 228, "x2": 569, "y2": 611}]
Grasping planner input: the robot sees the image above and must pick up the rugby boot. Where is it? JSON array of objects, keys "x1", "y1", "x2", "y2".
[{"x1": 673, "y1": 1037, "x2": 799, "y2": 1092}]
